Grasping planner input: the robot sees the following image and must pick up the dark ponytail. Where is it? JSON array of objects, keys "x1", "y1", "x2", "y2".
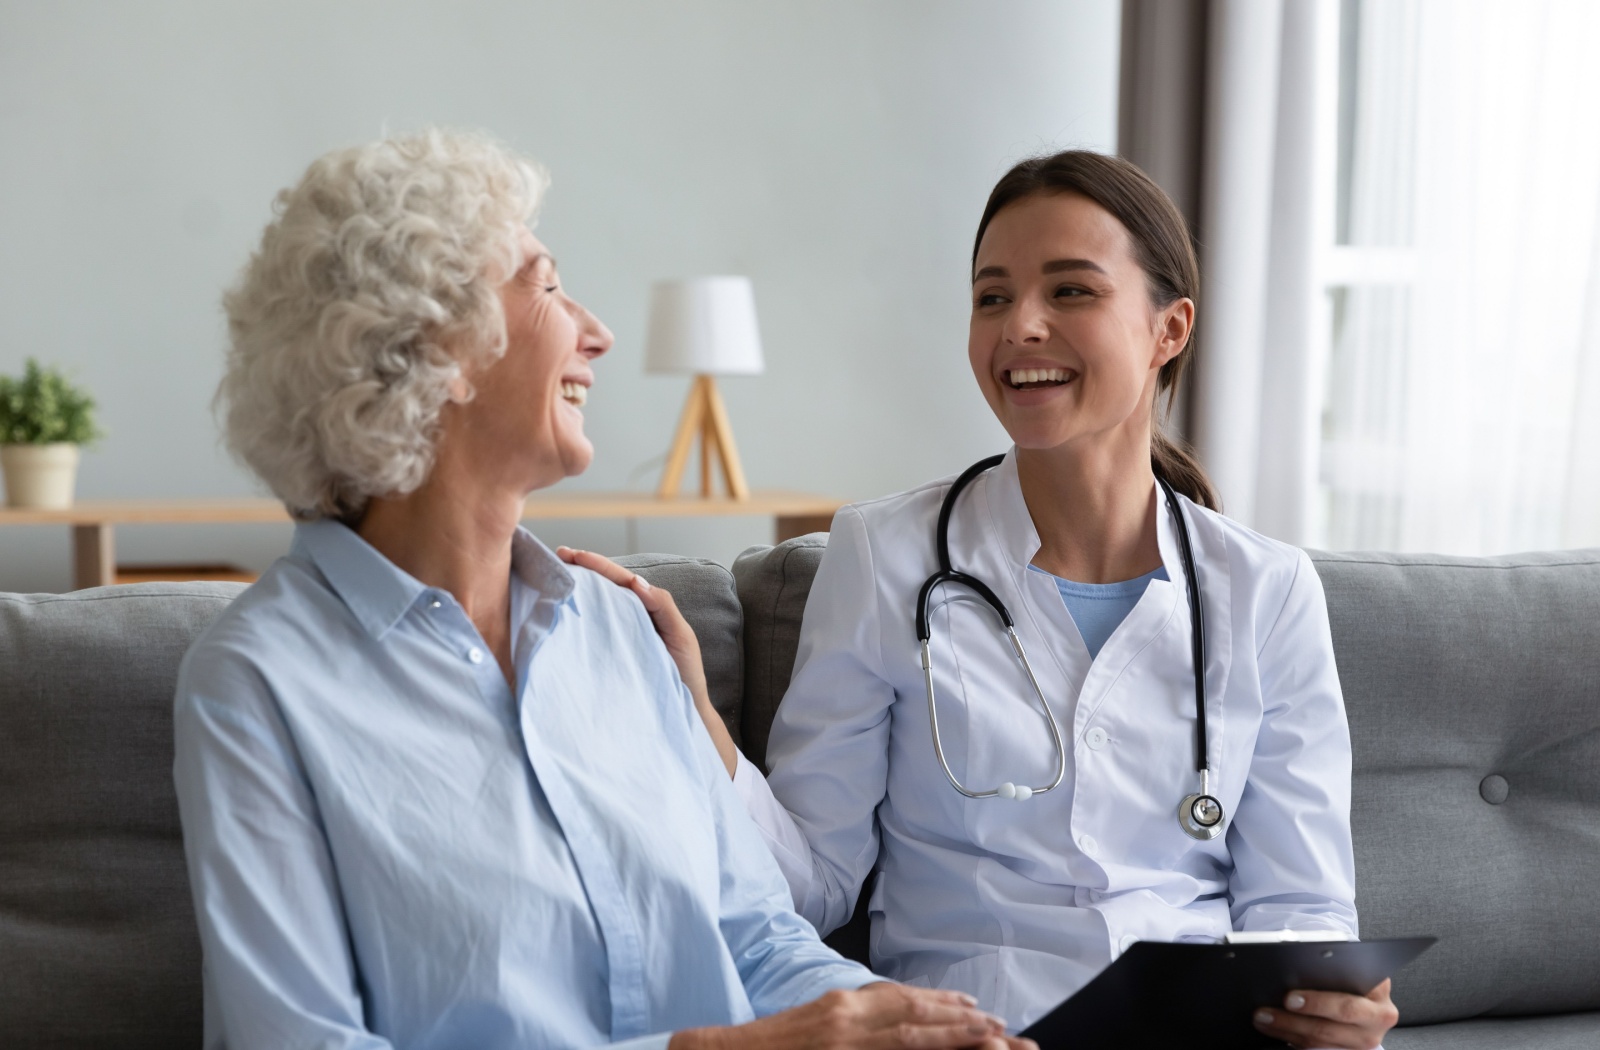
[{"x1": 973, "y1": 151, "x2": 1219, "y2": 511}]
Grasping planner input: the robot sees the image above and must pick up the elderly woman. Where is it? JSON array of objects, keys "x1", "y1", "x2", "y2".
[{"x1": 174, "y1": 129, "x2": 1020, "y2": 1050}]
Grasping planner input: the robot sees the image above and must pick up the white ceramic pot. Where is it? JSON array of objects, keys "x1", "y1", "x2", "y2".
[{"x1": 1, "y1": 443, "x2": 81, "y2": 509}]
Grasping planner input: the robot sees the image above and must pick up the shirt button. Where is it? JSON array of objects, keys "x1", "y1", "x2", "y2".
[
  {"x1": 1079, "y1": 834, "x2": 1098, "y2": 857},
  {"x1": 1119, "y1": 934, "x2": 1139, "y2": 954},
  {"x1": 467, "y1": 647, "x2": 484, "y2": 664},
  {"x1": 1086, "y1": 727, "x2": 1109, "y2": 751},
  {"x1": 428, "y1": 599, "x2": 442, "y2": 610}
]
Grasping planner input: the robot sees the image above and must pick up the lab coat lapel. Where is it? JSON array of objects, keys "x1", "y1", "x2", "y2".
[
  {"x1": 1075, "y1": 488, "x2": 1235, "y2": 769},
  {"x1": 968, "y1": 450, "x2": 1093, "y2": 714},
  {"x1": 1069, "y1": 485, "x2": 1186, "y2": 735}
]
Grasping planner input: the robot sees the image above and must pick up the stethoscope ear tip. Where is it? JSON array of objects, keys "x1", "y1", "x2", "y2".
[{"x1": 995, "y1": 782, "x2": 1034, "y2": 801}]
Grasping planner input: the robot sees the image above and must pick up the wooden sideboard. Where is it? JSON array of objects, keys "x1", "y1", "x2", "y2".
[{"x1": 0, "y1": 492, "x2": 842, "y2": 590}]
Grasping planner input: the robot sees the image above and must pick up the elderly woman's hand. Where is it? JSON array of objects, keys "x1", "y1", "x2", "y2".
[
  {"x1": 556, "y1": 547, "x2": 738, "y2": 776},
  {"x1": 1252, "y1": 978, "x2": 1399, "y2": 1049},
  {"x1": 670, "y1": 984, "x2": 1035, "y2": 1050}
]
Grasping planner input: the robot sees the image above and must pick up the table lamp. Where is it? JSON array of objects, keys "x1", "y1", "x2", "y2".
[{"x1": 645, "y1": 276, "x2": 764, "y2": 500}]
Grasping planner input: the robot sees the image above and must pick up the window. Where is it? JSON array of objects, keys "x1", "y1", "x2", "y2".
[{"x1": 1316, "y1": 0, "x2": 1600, "y2": 553}]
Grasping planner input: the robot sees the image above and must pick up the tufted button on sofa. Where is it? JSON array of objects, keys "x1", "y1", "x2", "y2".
[{"x1": 2, "y1": 544, "x2": 1597, "y2": 1048}]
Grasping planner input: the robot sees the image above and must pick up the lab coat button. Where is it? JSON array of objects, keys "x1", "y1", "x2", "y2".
[
  {"x1": 1086, "y1": 727, "x2": 1109, "y2": 751},
  {"x1": 1079, "y1": 834, "x2": 1098, "y2": 857},
  {"x1": 467, "y1": 647, "x2": 485, "y2": 665},
  {"x1": 1119, "y1": 934, "x2": 1139, "y2": 954}
]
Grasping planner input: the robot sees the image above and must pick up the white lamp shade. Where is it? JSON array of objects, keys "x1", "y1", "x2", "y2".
[{"x1": 644, "y1": 276, "x2": 765, "y2": 375}]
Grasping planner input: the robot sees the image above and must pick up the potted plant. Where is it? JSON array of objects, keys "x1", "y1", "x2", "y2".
[{"x1": 0, "y1": 358, "x2": 103, "y2": 509}]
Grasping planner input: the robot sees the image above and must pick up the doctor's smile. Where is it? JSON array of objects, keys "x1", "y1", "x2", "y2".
[{"x1": 1002, "y1": 367, "x2": 1076, "y2": 390}]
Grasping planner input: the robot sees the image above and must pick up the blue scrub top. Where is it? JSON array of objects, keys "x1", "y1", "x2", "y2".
[{"x1": 1029, "y1": 563, "x2": 1170, "y2": 659}]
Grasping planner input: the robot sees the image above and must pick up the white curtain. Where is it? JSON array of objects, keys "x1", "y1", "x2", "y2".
[
  {"x1": 1325, "y1": 0, "x2": 1600, "y2": 553},
  {"x1": 1189, "y1": 0, "x2": 1335, "y2": 540}
]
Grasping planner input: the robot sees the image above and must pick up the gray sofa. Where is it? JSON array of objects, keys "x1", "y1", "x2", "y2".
[{"x1": 2, "y1": 539, "x2": 1597, "y2": 1048}]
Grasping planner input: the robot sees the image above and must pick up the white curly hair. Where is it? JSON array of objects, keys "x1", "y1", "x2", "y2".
[{"x1": 218, "y1": 128, "x2": 548, "y2": 520}]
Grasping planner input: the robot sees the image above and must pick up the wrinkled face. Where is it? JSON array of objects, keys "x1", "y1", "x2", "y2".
[
  {"x1": 451, "y1": 226, "x2": 613, "y2": 491},
  {"x1": 968, "y1": 192, "x2": 1187, "y2": 453}
]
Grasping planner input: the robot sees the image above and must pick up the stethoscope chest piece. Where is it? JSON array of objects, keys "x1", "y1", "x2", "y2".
[{"x1": 1178, "y1": 770, "x2": 1226, "y2": 840}]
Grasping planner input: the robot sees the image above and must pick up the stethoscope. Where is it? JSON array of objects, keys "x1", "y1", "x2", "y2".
[{"x1": 915, "y1": 455, "x2": 1226, "y2": 841}]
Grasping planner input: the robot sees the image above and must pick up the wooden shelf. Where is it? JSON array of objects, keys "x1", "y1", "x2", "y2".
[
  {"x1": 0, "y1": 491, "x2": 842, "y2": 525},
  {"x1": 0, "y1": 499, "x2": 291, "y2": 526},
  {"x1": 0, "y1": 491, "x2": 844, "y2": 590}
]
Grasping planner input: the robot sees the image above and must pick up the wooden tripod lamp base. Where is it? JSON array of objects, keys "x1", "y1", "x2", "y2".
[{"x1": 658, "y1": 374, "x2": 750, "y2": 500}]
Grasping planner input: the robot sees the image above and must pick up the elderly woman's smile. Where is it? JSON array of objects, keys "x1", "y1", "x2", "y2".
[{"x1": 446, "y1": 224, "x2": 612, "y2": 490}]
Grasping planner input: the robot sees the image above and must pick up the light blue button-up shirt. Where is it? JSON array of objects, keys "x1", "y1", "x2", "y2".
[{"x1": 173, "y1": 520, "x2": 872, "y2": 1050}]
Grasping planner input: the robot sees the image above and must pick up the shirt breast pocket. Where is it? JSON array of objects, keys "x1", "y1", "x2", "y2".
[{"x1": 532, "y1": 669, "x2": 724, "y2": 896}]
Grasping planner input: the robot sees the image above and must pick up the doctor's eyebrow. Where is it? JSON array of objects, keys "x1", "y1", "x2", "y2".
[
  {"x1": 1041, "y1": 258, "x2": 1108, "y2": 276},
  {"x1": 971, "y1": 258, "x2": 1109, "y2": 283}
]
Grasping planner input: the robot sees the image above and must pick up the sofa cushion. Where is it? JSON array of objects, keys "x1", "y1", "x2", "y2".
[
  {"x1": 1385, "y1": 1010, "x2": 1600, "y2": 1049},
  {"x1": 732, "y1": 535, "x2": 829, "y2": 771},
  {"x1": 1312, "y1": 549, "x2": 1600, "y2": 1025},
  {"x1": 617, "y1": 554, "x2": 745, "y2": 749},
  {"x1": 0, "y1": 583, "x2": 243, "y2": 1049}
]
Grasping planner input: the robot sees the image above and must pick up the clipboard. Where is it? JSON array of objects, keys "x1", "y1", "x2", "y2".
[{"x1": 1020, "y1": 936, "x2": 1436, "y2": 1050}]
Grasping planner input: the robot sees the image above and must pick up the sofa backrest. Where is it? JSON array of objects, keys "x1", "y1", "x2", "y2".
[
  {"x1": 734, "y1": 538, "x2": 1600, "y2": 1027},
  {"x1": 1314, "y1": 549, "x2": 1600, "y2": 1024},
  {"x1": 732, "y1": 535, "x2": 831, "y2": 770},
  {"x1": 5, "y1": 544, "x2": 1596, "y2": 1040},
  {"x1": 0, "y1": 583, "x2": 243, "y2": 1048}
]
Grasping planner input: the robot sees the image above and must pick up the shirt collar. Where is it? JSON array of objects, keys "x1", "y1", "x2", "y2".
[
  {"x1": 981, "y1": 445, "x2": 1186, "y2": 581},
  {"x1": 509, "y1": 527, "x2": 577, "y2": 607},
  {"x1": 291, "y1": 520, "x2": 576, "y2": 640}
]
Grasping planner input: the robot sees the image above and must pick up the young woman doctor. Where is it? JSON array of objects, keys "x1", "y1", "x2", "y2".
[{"x1": 565, "y1": 152, "x2": 1398, "y2": 1049}]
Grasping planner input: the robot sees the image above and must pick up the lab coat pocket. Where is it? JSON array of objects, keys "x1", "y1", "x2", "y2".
[
  {"x1": 934, "y1": 599, "x2": 1063, "y2": 799},
  {"x1": 993, "y1": 946, "x2": 1102, "y2": 1033},
  {"x1": 923, "y1": 951, "x2": 1001, "y2": 1011}
]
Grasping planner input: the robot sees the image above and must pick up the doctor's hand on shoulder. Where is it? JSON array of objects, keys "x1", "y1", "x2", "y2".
[{"x1": 558, "y1": 548, "x2": 740, "y2": 775}]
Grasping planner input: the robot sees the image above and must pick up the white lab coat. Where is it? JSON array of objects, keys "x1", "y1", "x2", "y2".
[{"x1": 732, "y1": 449, "x2": 1358, "y2": 1029}]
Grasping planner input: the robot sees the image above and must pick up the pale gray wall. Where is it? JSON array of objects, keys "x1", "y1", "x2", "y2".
[{"x1": 0, "y1": 0, "x2": 1120, "y2": 591}]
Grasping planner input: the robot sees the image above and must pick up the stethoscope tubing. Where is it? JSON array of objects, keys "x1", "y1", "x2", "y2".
[{"x1": 1156, "y1": 473, "x2": 1209, "y2": 774}]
